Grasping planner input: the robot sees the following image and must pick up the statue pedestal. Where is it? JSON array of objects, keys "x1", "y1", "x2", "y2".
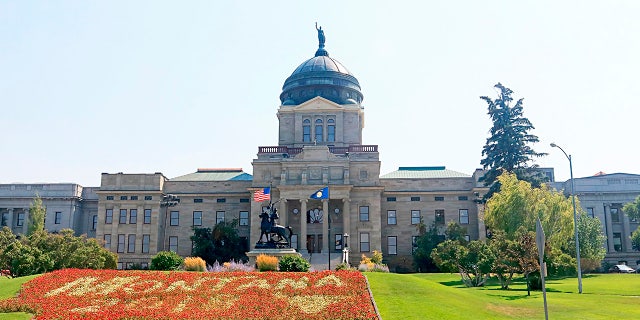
[{"x1": 246, "y1": 248, "x2": 301, "y2": 267}]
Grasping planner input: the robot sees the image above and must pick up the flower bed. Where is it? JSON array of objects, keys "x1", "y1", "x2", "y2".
[{"x1": 0, "y1": 269, "x2": 378, "y2": 320}]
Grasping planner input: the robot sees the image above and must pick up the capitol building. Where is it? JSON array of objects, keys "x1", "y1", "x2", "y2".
[{"x1": 2, "y1": 30, "x2": 639, "y2": 271}]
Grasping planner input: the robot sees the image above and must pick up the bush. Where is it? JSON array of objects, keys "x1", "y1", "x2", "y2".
[
  {"x1": 256, "y1": 254, "x2": 278, "y2": 271},
  {"x1": 370, "y1": 250, "x2": 383, "y2": 264},
  {"x1": 359, "y1": 251, "x2": 389, "y2": 272},
  {"x1": 208, "y1": 260, "x2": 255, "y2": 272},
  {"x1": 150, "y1": 251, "x2": 183, "y2": 271},
  {"x1": 278, "y1": 255, "x2": 310, "y2": 272},
  {"x1": 184, "y1": 257, "x2": 207, "y2": 272},
  {"x1": 335, "y1": 262, "x2": 352, "y2": 271}
]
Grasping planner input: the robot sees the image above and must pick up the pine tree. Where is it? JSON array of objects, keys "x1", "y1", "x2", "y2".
[{"x1": 480, "y1": 83, "x2": 546, "y2": 198}]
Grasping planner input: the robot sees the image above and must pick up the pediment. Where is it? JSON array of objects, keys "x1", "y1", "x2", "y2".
[{"x1": 292, "y1": 96, "x2": 343, "y2": 112}]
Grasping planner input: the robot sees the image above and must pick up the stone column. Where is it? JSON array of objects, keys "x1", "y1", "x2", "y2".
[
  {"x1": 322, "y1": 199, "x2": 329, "y2": 253},
  {"x1": 622, "y1": 212, "x2": 632, "y2": 252},
  {"x1": 604, "y1": 204, "x2": 615, "y2": 253},
  {"x1": 279, "y1": 199, "x2": 288, "y2": 227},
  {"x1": 342, "y1": 199, "x2": 350, "y2": 247},
  {"x1": 300, "y1": 199, "x2": 308, "y2": 254},
  {"x1": 6, "y1": 209, "x2": 14, "y2": 231}
]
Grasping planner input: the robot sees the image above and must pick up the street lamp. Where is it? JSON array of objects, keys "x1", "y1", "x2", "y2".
[{"x1": 550, "y1": 142, "x2": 583, "y2": 294}]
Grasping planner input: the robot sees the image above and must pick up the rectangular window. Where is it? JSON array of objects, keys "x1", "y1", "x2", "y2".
[
  {"x1": 435, "y1": 209, "x2": 445, "y2": 226},
  {"x1": 587, "y1": 207, "x2": 595, "y2": 218},
  {"x1": 611, "y1": 207, "x2": 620, "y2": 223},
  {"x1": 119, "y1": 209, "x2": 127, "y2": 224},
  {"x1": 435, "y1": 196, "x2": 444, "y2": 201},
  {"x1": 17, "y1": 213, "x2": 24, "y2": 226},
  {"x1": 459, "y1": 209, "x2": 469, "y2": 224},
  {"x1": 127, "y1": 234, "x2": 136, "y2": 253},
  {"x1": 106, "y1": 196, "x2": 114, "y2": 200},
  {"x1": 117, "y1": 262, "x2": 123, "y2": 270},
  {"x1": 144, "y1": 196, "x2": 152, "y2": 201},
  {"x1": 315, "y1": 124, "x2": 323, "y2": 142},
  {"x1": 386, "y1": 197, "x2": 396, "y2": 202},
  {"x1": 388, "y1": 236, "x2": 397, "y2": 255},
  {"x1": 92, "y1": 215, "x2": 98, "y2": 230},
  {"x1": 104, "y1": 234, "x2": 111, "y2": 249},
  {"x1": 194, "y1": 198, "x2": 203, "y2": 203},
  {"x1": 144, "y1": 209, "x2": 151, "y2": 224},
  {"x1": 130, "y1": 196, "x2": 138, "y2": 200},
  {"x1": 54, "y1": 211, "x2": 62, "y2": 224},
  {"x1": 239, "y1": 211, "x2": 249, "y2": 226},
  {"x1": 458, "y1": 196, "x2": 468, "y2": 201},
  {"x1": 217, "y1": 198, "x2": 226, "y2": 203},
  {"x1": 464, "y1": 235, "x2": 471, "y2": 242},
  {"x1": 335, "y1": 234, "x2": 343, "y2": 250},
  {"x1": 359, "y1": 206, "x2": 369, "y2": 221},
  {"x1": 129, "y1": 209, "x2": 137, "y2": 224},
  {"x1": 170, "y1": 211, "x2": 179, "y2": 226},
  {"x1": 327, "y1": 124, "x2": 335, "y2": 142},
  {"x1": 291, "y1": 234, "x2": 298, "y2": 250},
  {"x1": 412, "y1": 236, "x2": 419, "y2": 253},
  {"x1": 613, "y1": 232, "x2": 622, "y2": 252},
  {"x1": 387, "y1": 210, "x2": 397, "y2": 225},
  {"x1": 411, "y1": 196, "x2": 420, "y2": 202},
  {"x1": 169, "y1": 236, "x2": 178, "y2": 252},
  {"x1": 120, "y1": 196, "x2": 128, "y2": 200},
  {"x1": 142, "y1": 234, "x2": 150, "y2": 253},
  {"x1": 360, "y1": 233, "x2": 370, "y2": 252},
  {"x1": 193, "y1": 211, "x2": 202, "y2": 226},
  {"x1": 216, "y1": 211, "x2": 225, "y2": 224},
  {"x1": 411, "y1": 210, "x2": 421, "y2": 225},
  {"x1": 105, "y1": 209, "x2": 113, "y2": 224},
  {"x1": 303, "y1": 124, "x2": 311, "y2": 142},
  {"x1": 240, "y1": 198, "x2": 249, "y2": 203},
  {"x1": 117, "y1": 234, "x2": 125, "y2": 253},
  {"x1": 1, "y1": 213, "x2": 7, "y2": 227}
]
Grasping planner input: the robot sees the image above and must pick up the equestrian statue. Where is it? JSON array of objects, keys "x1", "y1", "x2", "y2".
[{"x1": 256, "y1": 202, "x2": 293, "y2": 249}]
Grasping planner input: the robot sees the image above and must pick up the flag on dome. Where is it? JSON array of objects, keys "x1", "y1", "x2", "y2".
[
  {"x1": 253, "y1": 187, "x2": 270, "y2": 202},
  {"x1": 310, "y1": 186, "x2": 329, "y2": 199}
]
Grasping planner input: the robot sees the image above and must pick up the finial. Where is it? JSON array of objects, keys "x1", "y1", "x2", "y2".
[{"x1": 315, "y1": 22, "x2": 328, "y2": 57}]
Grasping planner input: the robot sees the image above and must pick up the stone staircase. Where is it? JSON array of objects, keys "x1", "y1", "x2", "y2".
[{"x1": 300, "y1": 252, "x2": 344, "y2": 271}]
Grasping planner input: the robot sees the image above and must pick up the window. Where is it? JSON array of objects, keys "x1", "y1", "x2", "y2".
[
  {"x1": 303, "y1": 119, "x2": 311, "y2": 142},
  {"x1": 117, "y1": 234, "x2": 125, "y2": 253},
  {"x1": 104, "y1": 234, "x2": 112, "y2": 249},
  {"x1": 387, "y1": 210, "x2": 397, "y2": 225},
  {"x1": 335, "y1": 234, "x2": 343, "y2": 250},
  {"x1": 360, "y1": 233, "x2": 370, "y2": 252},
  {"x1": 128, "y1": 234, "x2": 136, "y2": 253},
  {"x1": 142, "y1": 234, "x2": 150, "y2": 253},
  {"x1": 54, "y1": 211, "x2": 62, "y2": 224},
  {"x1": 194, "y1": 198, "x2": 203, "y2": 203},
  {"x1": 464, "y1": 235, "x2": 471, "y2": 242},
  {"x1": 359, "y1": 206, "x2": 369, "y2": 221},
  {"x1": 193, "y1": 211, "x2": 202, "y2": 226},
  {"x1": 435, "y1": 196, "x2": 444, "y2": 201},
  {"x1": 144, "y1": 209, "x2": 151, "y2": 224},
  {"x1": 240, "y1": 198, "x2": 249, "y2": 203},
  {"x1": 435, "y1": 209, "x2": 445, "y2": 226},
  {"x1": 170, "y1": 211, "x2": 179, "y2": 226},
  {"x1": 129, "y1": 209, "x2": 137, "y2": 224},
  {"x1": 120, "y1": 196, "x2": 128, "y2": 200},
  {"x1": 216, "y1": 211, "x2": 225, "y2": 224},
  {"x1": 327, "y1": 119, "x2": 335, "y2": 142},
  {"x1": 459, "y1": 209, "x2": 469, "y2": 224},
  {"x1": 17, "y1": 213, "x2": 25, "y2": 226},
  {"x1": 411, "y1": 196, "x2": 420, "y2": 202},
  {"x1": 458, "y1": 196, "x2": 468, "y2": 201},
  {"x1": 386, "y1": 197, "x2": 396, "y2": 202},
  {"x1": 217, "y1": 198, "x2": 226, "y2": 203},
  {"x1": 1, "y1": 213, "x2": 6, "y2": 227},
  {"x1": 613, "y1": 233, "x2": 622, "y2": 252},
  {"x1": 92, "y1": 215, "x2": 97, "y2": 230},
  {"x1": 291, "y1": 234, "x2": 298, "y2": 250},
  {"x1": 119, "y1": 209, "x2": 127, "y2": 224},
  {"x1": 106, "y1": 196, "x2": 114, "y2": 200},
  {"x1": 387, "y1": 236, "x2": 397, "y2": 255},
  {"x1": 144, "y1": 196, "x2": 152, "y2": 201},
  {"x1": 130, "y1": 196, "x2": 138, "y2": 200},
  {"x1": 611, "y1": 207, "x2": 620, "y2": 223},
  {"x1": 117, "y1": 262, "x2": 123, "y2": 270},
  {"x1": 315, "y1": 119, "x2": 323, "y2": 142},
  {"x1": 411, "y1": 210, "x2": 421, "y2": 225},
  {"x1": 105, "y1": 209, "x2": 113, "y2": 224},
  {"x1": 360, "y1": 170, "x2": 368, "y2": 180},
  {"x1": 239, "y1": 211, "x2": 249, "y2": 226},
  {"x1": 169, "y1": 236, "x2": 178, "y2": 252},
  {"x1": 586, "y1": 207, "x2": 595, "y2": 218}
]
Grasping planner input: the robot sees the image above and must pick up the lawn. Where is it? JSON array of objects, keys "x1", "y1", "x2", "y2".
[{"x1": 366, "y1": 272, "x2": 640, "y2": 320}]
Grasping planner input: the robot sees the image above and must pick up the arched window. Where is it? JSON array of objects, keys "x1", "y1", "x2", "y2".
[
  {"x1": 327, "y1": 118, "x2": 335, "y2": 142},
  {"x1": 315, "y1": 119, "x2": 323, "y2": 142},
  {"x1": 303, "y1": 119, "x2": 311, "y2": 142}
]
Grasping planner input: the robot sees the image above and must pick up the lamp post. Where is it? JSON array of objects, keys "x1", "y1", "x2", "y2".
[{"x1": 550, "y1": 143, "x2": 583, "y2": 294}]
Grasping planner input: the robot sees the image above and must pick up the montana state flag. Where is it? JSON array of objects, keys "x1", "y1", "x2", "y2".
[{"x1": 310, "y1": 186, "x2": 329, "y2": 199}]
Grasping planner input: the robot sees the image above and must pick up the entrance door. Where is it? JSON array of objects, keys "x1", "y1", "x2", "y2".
[{"x1": 306, "y1": 235, "x2": 323, "y2": 253}]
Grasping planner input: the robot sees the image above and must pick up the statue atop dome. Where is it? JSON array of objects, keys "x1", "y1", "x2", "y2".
[{"x1": 316, "y1": 22, "x2": 325, "y2": 49}]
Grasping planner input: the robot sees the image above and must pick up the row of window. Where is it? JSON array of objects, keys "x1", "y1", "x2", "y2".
[
  {"x1": 386, "y1": 196, "x2": 469, "y2": 202},
  {"x1": 105, "y1": 209, "x2": 152, "y2": 224},
  {"x1": 170, "y1": 211, "x2": 250, "y2": 227},
  {"x1": 302, "y1": 118, "x2": 336, "y2": 143},
  {"x1": 105, "y1": 196, "x2": 250, "y2": 203},
  {"x1": 1, "y1": 212, "x2": 63, "y2": 227},
  {"x1": 106, "y1": 195, "x2": 154, "y2": 201},
  {"x1": 104, "y1": 234, "x2": 152, "y2": 253},
  {"x1": 385, "y1": 209, "x2": 469, "y2": 225}
]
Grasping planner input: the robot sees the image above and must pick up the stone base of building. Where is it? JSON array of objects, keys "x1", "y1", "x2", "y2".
[{"x1": 246, "y1": 248, "x2": 301, "y2": 267}]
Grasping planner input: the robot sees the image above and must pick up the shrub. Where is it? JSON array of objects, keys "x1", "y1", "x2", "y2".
[
  {"x1": 335, "y1": 262, "x2": 352, "y2": 271},
  {"x1": 359, "y1": 251, "x2": 389, "y2": 273},
  {"x1": 208, "y1": 259, "x2": 255, "y2": 272},
  {"x1": 184, "y1": 257, "x2": 207, "y2": 272},
  {"x1": 150, "y1": 251, "x2": 183, "y2": 271},
  {"x1": 278, "y1": 255, "x2": 310, "y2": 272},
  {"x1": 256, "y1": 254, "x2": 278, "y2": 271},
  {"x1": 370, "y1": 250, "x2": 383, "y2": 264}
]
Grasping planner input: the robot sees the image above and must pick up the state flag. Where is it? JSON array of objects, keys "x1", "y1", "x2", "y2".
[{"x1": 310, "y1": 186, "x2": 329, "y2": 199}]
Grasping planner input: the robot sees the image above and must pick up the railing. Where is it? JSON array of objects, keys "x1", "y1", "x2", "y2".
[{"x1": 258, "y1": 145, "x2": 378, "y2": 155}]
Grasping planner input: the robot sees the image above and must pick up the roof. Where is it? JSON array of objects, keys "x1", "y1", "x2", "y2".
[
  {"x1": 170, "y1": 168, "x2": 253, "y2": 182},
  {"x1": 380, "y1": 166, "x2": 471, "y2": 179}
]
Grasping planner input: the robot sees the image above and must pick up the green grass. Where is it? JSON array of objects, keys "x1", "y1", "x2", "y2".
[
  {"x1": 366, "y1": 273, "x2": 640, "y2": 320},
  {"x1": 0, "y1": 275, "x2": 37, "y2": 320}
]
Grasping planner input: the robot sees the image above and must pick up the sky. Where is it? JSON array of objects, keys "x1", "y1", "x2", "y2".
[{"x1": 1, "y1": 1, "x2": 639, "y2": 187}]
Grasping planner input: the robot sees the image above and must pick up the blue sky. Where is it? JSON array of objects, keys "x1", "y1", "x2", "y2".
[{"x1": 1, "y1": 1, "x2": 638, "y2": 186}]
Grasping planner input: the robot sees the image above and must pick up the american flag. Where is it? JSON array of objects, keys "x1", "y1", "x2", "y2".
[{"x1": 253, "y1": 187, "x2": 270, "y2": 202}]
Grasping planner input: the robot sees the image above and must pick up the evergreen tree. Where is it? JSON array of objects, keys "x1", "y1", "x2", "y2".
[
  {"x1": 27, "y1": 195, "x2": 46, "y2": 236},
  {"x1": 191, "y1": 220, "x2": 247, "y2": 266},
  {"x1": 480, "y1": 83, "x2": 547, "y2": 198}
]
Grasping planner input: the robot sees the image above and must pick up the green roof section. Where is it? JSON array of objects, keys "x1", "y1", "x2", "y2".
[
  {"x1": 171, "y1": 168, "x2": 253, "y2": 182},
  {"x1": 380, "y1": 166, "x2": 470, "y2": 179}
]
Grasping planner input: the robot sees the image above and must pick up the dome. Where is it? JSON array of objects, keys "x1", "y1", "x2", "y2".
[{"x1": 280, "y1": 30, "x2": 363, "y2": 106}]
